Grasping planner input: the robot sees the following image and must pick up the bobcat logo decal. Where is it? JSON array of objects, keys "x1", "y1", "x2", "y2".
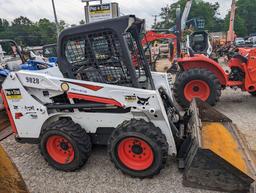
[{"x1": 137, "y1": 97, "x2": 150, "y2": 106}]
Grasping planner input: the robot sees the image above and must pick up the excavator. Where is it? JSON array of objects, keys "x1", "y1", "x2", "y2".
[{"x1": 140, "y1": 0, "x2": 193, "y2": 71}]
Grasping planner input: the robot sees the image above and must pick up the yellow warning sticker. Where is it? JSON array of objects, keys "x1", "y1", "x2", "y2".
[{"x1": 5, "y1": 89, "x2": 22, "y2": 100}]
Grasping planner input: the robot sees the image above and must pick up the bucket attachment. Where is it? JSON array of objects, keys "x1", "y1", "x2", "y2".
[
  {"x1": 182, "y1": 99, "x2": 256, "y2": 193},
  {"x1": 0, "y1": 145, "x2": 29, "y2": 193}
]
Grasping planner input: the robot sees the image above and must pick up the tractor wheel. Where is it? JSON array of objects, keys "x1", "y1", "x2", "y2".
[
  {"x1": 173, "y1": 68, "x2": 221, "y2": 108},
  {"x1": 39, "y1": 118, "x2": 92, "y2": 171},
  {"x1": 249, "y1": 91, "x2": 256, "y2": 96},
  {"x1": 108, "y1": 119, "x2": 168, "y2": 178}
]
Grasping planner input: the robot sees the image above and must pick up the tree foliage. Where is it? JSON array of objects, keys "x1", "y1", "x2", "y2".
[
  {"x1": 153, "y1": 0, "x2": 224, "y2": 32},
  {"x1": 154, "y1": 0, "x2": 256, "y2": 37},
  {"x1": 0, "y1": 16, "x2": 68, "y2": 46},
  {"x1": 1, "y1": 0, "x2": 256, "y2": 46},
  {"x1": 224, "y1": 0, "x2": 256, "y2": 37}
]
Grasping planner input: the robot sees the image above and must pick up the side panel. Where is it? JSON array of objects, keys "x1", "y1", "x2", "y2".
[
  {"x1": 2, "y1": 73, "x2": 51, "y2": 138},
  {"x1": 178, "y1": 55, "x2": 228, "y2": 86},
  {"x1": 2, "y1": 71, "x2": 177, "y2": 155}
]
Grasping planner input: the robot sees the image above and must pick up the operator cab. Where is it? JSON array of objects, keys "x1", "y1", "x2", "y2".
[
  {"x1": 187, "y1": 31, "x2": 212, "y2": 56},
  {"x1": 58, "y1": 15, "x2": 154, "y2": 90}
]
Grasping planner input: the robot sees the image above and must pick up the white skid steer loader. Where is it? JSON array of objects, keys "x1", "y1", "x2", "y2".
[{"x1": 1, "y1": 15, "x2": 255, "y2": 192}]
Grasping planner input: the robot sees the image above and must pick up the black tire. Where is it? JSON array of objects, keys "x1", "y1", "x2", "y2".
[
  {"x1": 39, "y1": 118, "x2": 92, "y2": 171},
  {"x1": 108, "y1": 119, "x2": 168, "y2": 178},
  {"x1": 249, "y1": 91, "x2": 256, "y2": 96},
  {"x1": 173, "y1": 68, "x2": 221, "y2": 108}
]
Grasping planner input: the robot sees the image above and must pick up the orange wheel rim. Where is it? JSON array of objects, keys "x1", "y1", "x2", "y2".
[
  {"x1": 46, "y1": 135, "x2": 74, "y2": 164},
  {"x1": 117, "y1": 137, "x2": 154, "y2": 171},
  {"x1": 184, "y1": 80, "x2": 210, "y2": 101}
]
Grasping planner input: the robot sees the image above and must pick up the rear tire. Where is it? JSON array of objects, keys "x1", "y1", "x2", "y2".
[
  {"x1": 173, "y1": 68, "x2": 221, "y2": 108},
  {"x1": 39, "y1": 118, "x2": 92, "y2": 171},
  {"x1": 108, "y1": 119, "x2": 168, "y2": 178}
]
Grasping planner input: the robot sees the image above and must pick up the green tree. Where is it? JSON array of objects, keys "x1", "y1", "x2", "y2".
[
  {"x1": 12, "y1": 16, "x2": 33, "y2": 26},
  {"x1": 7, "y1": 17, "x2": 41, "y2": 46},
  {"x1": 153, "y1": 0, "x2": 224, "y2": 32},
  {"x1": 0, "y1": 19, "x2": 9, "y2": 32},
  {"x1": 224, "y1": 13, "x2": 247, "y2": 37},
  {"x1": 235, "y1": 0, "x2": 256, "y2": 36},
  {"x1": 222, "y1": 0, "x2": 256, "y2": 37},
  {"x1": 59, "y1": 20, "x2": 69, "y2": 31},
  {"x1": 37, "y1": 18, "x2": 57, "y2": 45}
]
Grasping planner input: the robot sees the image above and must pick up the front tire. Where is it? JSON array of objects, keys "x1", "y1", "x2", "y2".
[
  {"x1": 108, "y1": 119, "x2": 168, "y2": 178},
  {"x1": 173, "y1": 68, "x2": 221, "y2": 108},
  {"x1": 39, "y1": 118, "x2": 92, "y2": 171}
]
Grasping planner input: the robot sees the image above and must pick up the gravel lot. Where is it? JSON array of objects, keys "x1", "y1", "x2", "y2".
[{"x1": 1, "y1": 89, "x2": 256, "y2": 193}]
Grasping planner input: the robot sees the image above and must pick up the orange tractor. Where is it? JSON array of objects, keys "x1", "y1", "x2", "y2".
[{"x1": 174, "y1": 48, "x2": 256, "y2": 108}]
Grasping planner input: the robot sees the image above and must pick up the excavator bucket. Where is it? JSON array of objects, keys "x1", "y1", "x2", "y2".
[
  {"x1": 182, "y1": 99, "x2": 256, "y2": 193},
  {"x1": 0, "y1": 145, "x2": 29, "y2": 193}
]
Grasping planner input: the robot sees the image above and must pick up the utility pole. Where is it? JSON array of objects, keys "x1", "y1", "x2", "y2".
[
  {"x1": 176, "y1": 6, "x2": 182, "y2": 58},
  {"x1": 152, "y1": 15, "x2": 158, "y2": 27},
  {"x1": 51, "y1": 0, "x2": 60, "y2": 36}
]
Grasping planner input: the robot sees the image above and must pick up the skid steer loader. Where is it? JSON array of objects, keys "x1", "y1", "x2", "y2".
[{"x1": 1, "y1": 15, "x2": 255, "y2": 192}]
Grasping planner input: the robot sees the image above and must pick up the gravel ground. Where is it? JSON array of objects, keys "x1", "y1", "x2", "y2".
[{"x1": 1, "y1": 89, "x2": 256, "y2": 193}]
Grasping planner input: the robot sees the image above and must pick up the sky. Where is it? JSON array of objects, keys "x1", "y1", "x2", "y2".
[{"x1": 0, "y1": 0, "x2": 232, "y2": 28}]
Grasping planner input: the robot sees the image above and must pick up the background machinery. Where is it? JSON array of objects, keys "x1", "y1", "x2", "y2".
[
  {"x1": 1, "y1": 15, "x2": 256, "y2": 192},
  {"x1": 42, "y1": 44, "x2": 58, "y2": 63},
  {"x1": 142, "y1": 31, "x2": 176, "y2": 71},
  {"x1": 187, "y1": 31, "x2": 212, "y2": 56},
  {"x1": 227, "y1": 0, "x2": 237, "y2": 43},
  {"x1": 0, "y1": 39, "x2": 61, "y2": 140},
  {"x1": 181, "y1": 0, "x2": 213, "y2": 57},
  {"x1": 174, "y1": 45, "x2": 256, "y2": 108}
]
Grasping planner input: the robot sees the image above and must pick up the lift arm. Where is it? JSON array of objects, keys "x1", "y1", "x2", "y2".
[{"x1": 181, "y1": 0, "x2": 193, "y2": 32}]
